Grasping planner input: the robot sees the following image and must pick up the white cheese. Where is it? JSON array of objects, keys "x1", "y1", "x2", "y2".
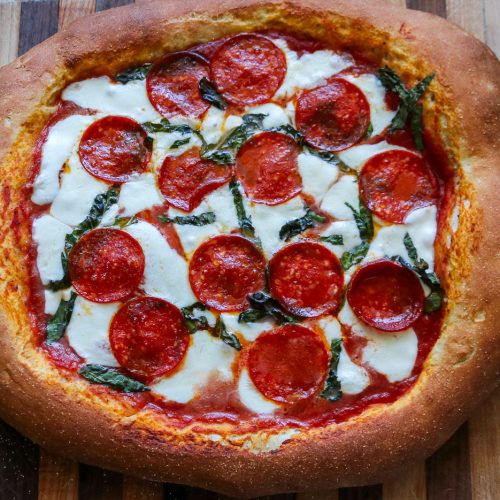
[
  {"x1": 224, "y1": 115, "x2": 243, "y2": 130},
  {"x1": 125, "y1": 220, "x2": 196, "y2": 307},
  {"x1": 320, "y1": 175, "x2": 359, "y2": 220},
  {"x1": 200, "y1": 106, "x2": 226, "y2": 144},
  {"x1": 221, "y1": 313, "x2": 274, "y2": 342},
  {"x1": 245, "y1": 103, "x2": 290, "y2": 128},
  {"x1": 32, "y1": 215, "x2": 72, "y2": 284},
  {"x1": 44, "y1": 288, "x2": 74, "y2": 315},
  {"x1": 66, "y1": 297, "x2": 120, "y2": 367},
  {"x1": 62, "y1": 76, "x2": 160, "y2": 123},
  {"x1": 118, "y1": 173, "x2": 163, "y2": 216},
  {"x1": 152, "y1": 330, "x2": 236, "y2": 403},
  {"x1": 237, "y1": 369, "x2": 279, "y2": 414},
  {"x1": 32, "y1": 114, "x2": 98, "y2": 205},
  {"x1": 151, "y1": 130, "x2": 201, "y2": 167},
  {"x1": 319, "y1": 220, "x2": 362, "y2": 257},
  {"x1": 298, "y1": 153, "x2": 339, "y2": 202},
  {"x1": 338, "y1": 141, "x2": 408, "y2": 172}
]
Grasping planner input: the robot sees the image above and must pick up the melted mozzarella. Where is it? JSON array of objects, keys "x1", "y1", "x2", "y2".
[
  {"x1": 338, "y1": 141, "x2": 408, "y2": 171},
  {"x1": 66, "y1": 297, "x2": 119, "y2": 366},
  {"x1": 274, "y1": 40, "x2": 353, "y2": 98},
  {"x1": 44, "y1": 288, "x2": 73, "y2": 315},
  {"x1": 221, "y1": 313, "x2": 274, "y2": 342},
  {"x1": 298, "y1": 153, "x2": 339, "y2": 201},
  {"x1": 342, "y1": 74, "x2": 396, "y2": 136},
  {"x1": 238, "y1": 369, "x2": 279, "y2": 414},
  {"x1": 125, "y1": 221, "x2": 196, "y2": 307},
  {"x1": 62, "y1": 77, "x2": 160, "y2": 122},
  {"x1": 245, "y1": 103, "x2": 290, "y2": 128},
  {"x1": 320, "y1": 220, "x2": 362, "y2": 258},
  {"x1": 151, "y1": 130, "x2": 201, "y2": 167},
  {"x1": 152, "y1": 331, "x2": 236, "y2": 403},
  {"x1": 250, "y1": 195, "x2": 305, "y2": 258},
  {"x1": 200, "y1": 106, "x2": 226, "y2": 144},
  {"x1": 32, "y1": 114, "x2": 97, "y2": 205},
  {"x1": 32, "y1": 215, "x2": 72, "y2": 284},
  {"x1": 118, "y1": 173, "x2": 163, "y2": 216},
  {"x1": 320, "y1": 175, "x2": 359, "y2": 220}
]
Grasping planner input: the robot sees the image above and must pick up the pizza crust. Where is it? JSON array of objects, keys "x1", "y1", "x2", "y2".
[{"x1": 0, "y1": 0, "x2": 498, "y2": 496}]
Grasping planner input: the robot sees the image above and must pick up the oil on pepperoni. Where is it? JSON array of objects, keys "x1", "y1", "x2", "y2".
[
  {"x1": 347, "y1": 259, "x2": 424, "y2": 332},
  {"x1": 146, "y1": 51, "x2": 210, "y2": 118},
  {"x1": 109, "y1": 297, "x2": 189, "y2": 382},
  {"x1": 236, "y1": 131, "x2": 302, "y2": 205},
  {"x1": 158, "y1": 148, "x2": 233, "y2": 211},
  {"x1": 210, "y1": 33, "x2": 287, "y2": 106},
  {"x1": 79, "y1": 116, "x2": 152, "y2": 183},
  {"x1": 295, "y1": 79, "x2": 370, "y2": 152},
  {"x1": 269, "y1": 242, "x2": 343, "y2": 317},
  {"x1": 359, "y1": 149, "x2": 439, "y2": 224},
  {"x1": 189, "y1": 235, "x2": 266, "y2": 312},
  {"x1": 68, "y1": 228, "x2": 145, "y2": 303},
  {"x1": 248, "y1": 324, "x2": 329, "y2": 404}
]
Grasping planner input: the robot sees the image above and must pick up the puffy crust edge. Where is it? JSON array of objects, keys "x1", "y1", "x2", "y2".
[{"x1": 0, "y1": 0, "x2": 498, "y2": 496}]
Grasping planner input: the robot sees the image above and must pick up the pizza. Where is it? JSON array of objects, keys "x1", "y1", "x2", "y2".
[{"x1": 0, "y1": 0, "x2": 498, "y2": 496}]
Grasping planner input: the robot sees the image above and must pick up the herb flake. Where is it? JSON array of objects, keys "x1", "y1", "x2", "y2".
[
  {"x1": 279, "y1": 206, "x2": 326, "y2": 242},
  {"x1": 158, "y1": 212, "x2": 216, "y2": 226},
  {"x1": 320, "y1": 234, "x2": 344, "y2": 246},
  {"x1": 116, "y1": 63, "x2": 151, "y2": 84},
  {"x1": 340, "y1": 241, "x2": 370, "y2": 271},
  {"x1": 78, "y1": 364, "x2": 148, "y2": 393},
  {"x1": 320, "y1": 339, "x2": 343, "y2": 401},
  {"x1": 229, "y1": 180, "x2": 255, "y2": 239},
  {"x1": 215, "y1": 317, "x2": 242, "y2": 351},
  {"x1": 239, "y1": 291, "x2": 297, "y2": 325},
  {"x1": 181, "y1": 302, "x2": 210, "y2": 334},
  {"x1": 199, "y1": 77, "x2": 227, "y2": 110}
]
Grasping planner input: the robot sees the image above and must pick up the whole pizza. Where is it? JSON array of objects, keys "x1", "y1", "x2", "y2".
[{"x1": 0, "y1": 0, "x2": 498, "y2": 496}]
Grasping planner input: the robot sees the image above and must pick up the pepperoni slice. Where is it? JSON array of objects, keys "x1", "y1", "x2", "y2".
[
  {"x1": 159, "y1": 148, "x2": 233, "y2": 211},
  {"x1": 269, "y1": 242, "x2": 343, "y2": 317},
  {"x1": 79, "y1": 116, "x2": 151, "y2": 183},
  {"x1": 359, "y1": 150, "x2": 439, "y2": 224},
  {"x1": 146, "y1": 51, "x2": 210, "y2": 118},
  {"x1": 248, "y1": 324, "x2": 329, "y2": 404},
  {"x1": 236, "y1": 132, "x2": 301, "y2": 205},
  {"x1": 210, "y1": 33, "x2": 287, "y2": 105},
  {"x1": 110, "y1": 297, "x2": 189, "y2": 382},
  {"x1": 295, "y1": 79, "x2": 370, "y2": 152},
  {"x1": 189, "y1": 235, "x2": 266, "y2": 312},
  {"x1": 68, "y1": 228, "x2": 145, "y2": 303},
  {"x1": 347, "y1": 260, "x2": 424, "y2": 332}
]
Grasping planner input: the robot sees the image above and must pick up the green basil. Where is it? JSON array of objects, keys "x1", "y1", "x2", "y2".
[
  {"x1": 158, "y1": 212, "x2": 215, "y2": 226},
  {"x1": 215, "y1": 317, "x2": 242, "y2": 351},
  {"x1": 46, "y1": 292, "x2": 77, "y2": 344},
  {"x1": 340, "y1": 242, "x2": 370, "y2": 271},
  {"x1": 199, "y1": 77, "x2": 227, "y2": 110},
  {"x1": 78, "y1": 364, "x2": 148, "y2": 393},
  {"x1": 267, "y1": 124, "x2": 304, "y2": 145},
  {"x1": 229, "y1": 180, "x2": 255, "y2": 239},
  {"x1": 345, "y1": 199, "x2": 373, "y2": 242},
  {"x1": 142, "y1": 118, "x2": 194, "y2": 136},
  {"x1": 170, "y1": 137, "x2": 192, "y2": 149},
  {"x1": 239, "y1": 291, "x2": 297, "y2": 325},
  {"x1": 181, "y1": 302, "x2": 210, "y2": 334},
  {"x1": 320, "y1": 339, "x2": 342, "y2": 401},
  {"x1": 364, "y1": 122, "x2": 374, "y2": 139},
  {"x1": 47, "y1": 186, "x2": 119, "y2": 291},
  {"x1": 279, "y1": 206, "x2": 326, "y2": 242},
  {"x1": 307, "y1": 148, "x2": 356, "y2": 175},
  {"x1": 116, "y1": 63, "x2": 151, "y2": 84},
  {"x1": 320, "y1": 234, "x2": 344, "y2": 246},
  {"x1": 112, "y1": 216, "x2": 137, "y2": 229},
  {"x1": 376, "y1": 67, "x2": 435, "y2": 150}
]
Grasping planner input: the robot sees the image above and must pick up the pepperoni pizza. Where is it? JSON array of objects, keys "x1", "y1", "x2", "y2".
[{"x1": 0, "y1": 0, "x2": 498, "y2": 496}]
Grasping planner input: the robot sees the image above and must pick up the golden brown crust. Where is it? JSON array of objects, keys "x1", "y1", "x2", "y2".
[{"x1": 0, "y1": 0, "x2": 499, "y2": 496}]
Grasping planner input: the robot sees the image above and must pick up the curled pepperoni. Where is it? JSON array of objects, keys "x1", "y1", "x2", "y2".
[
  {"x1": 210, "y1": 33, "x2": 287, "y2": 105},
  {"x1": 269, "y1": 242, "x2": 343, "y2": 317},
  {"x1": 79, "y1": 116, "x2": 152, "y2": 183},
  {"x1": 295, "y1": 79, "x2": 370, "y2": 152},
  {"x1": 236, "y1": 132, "x2": 301, "y2": 205},
  {"x1": 248, "y1": 324, "x2": 329, "y2": 404},
  {"x1": 189, "y1": 235, "x2": 266, "y2": 312},
  {"x1": 68, "y1": 228, "x2": 144, "y2": 303},
  {"x1": 110, "y1": 297, "x2": 189, "y2": 382},
  {"x1": 347, "y1": 259, "x2": 424, "y2": 332},
  {"x1": 359, "y1": 150, "x2": 439, "y2": 224},
  {"x1": 159, "y1": 148, "x2": 233, "y2": 211},
  {"x1": 146, "y1": 51, "x2": 210, "y2": 118}
]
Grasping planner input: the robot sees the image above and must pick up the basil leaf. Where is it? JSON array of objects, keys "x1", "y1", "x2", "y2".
[
  {"x1": 307, "y1": 148, "x2": 356, "y2": 175},
  {"x1": 267, "y1": 124, "x2": 304, "y2": 145},
  {"x1": 112, "y1": 216, "x2": 137, "y2": 229},
  {"x1": 78, "y1": 364, "x2": 148, "y2": 393},
  {"x1": 410, "y1": 103, "x2": 425, "y2": 151},
  {"x1": 364, "y1": 122, "x2": 374, "y2": 139},
  {"x1": 46, "y1": 292, "x2": 77, "y2": 344},
  {"x1": 47, "y1": 186, "x2": 119, "y2": 291},
  {"x1": 424, "y1": 290, "x2": 443, "y2": 313},
  {"x1": 199, "y1": 77, "x2": 227, "y2": 110},
  {"x1": 320, "y1": 234, "x2": 344, "y2": 246},
  {"x1": 142, "y1": 118, "x2": 194, "y2": 136},
  {"x1": 376, "y1": 66, "x2": 408, "y2": 99},
  {"x1": 279, "y1": 206, "x2": 326, "y2": 241},
  {"x1": 403, "y1": 232, "x2": 418, "y2": 261},
  {"x1": 170, "y1": 137, "x2": 191, "y2": 149},
  {"x1": 158, "y1": 212, "x2": 215, "y2": 226},
  {"x1": 200, "y1": 146, "x2": 235, "y2": 165},
  {"x1": 345, "y1": 199, "x2": 373, "y2": 242},
  {"x1": 239, "y1": 291, "x2": 297, "y2": 325},
  {"x1": 215, "y1": 317, "x2": 242, "y2": 351},
  {"x1": 181, "y1": 302, "x2": 210, "y2": 334},
  {"x1": 229, "y1": 179, "x2": 255, "y2": 239},
  {"x1": 116, "y1": 63, "x2": 151, "y2": 84},
  {"x1": 320, "y1": 338, "x2": 342, "y2": 401},
  {"x1": 340, "y1": 242, "x2": 369, "y2": 271}
]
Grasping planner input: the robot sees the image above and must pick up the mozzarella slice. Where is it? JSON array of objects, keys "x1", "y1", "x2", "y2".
[
  {"x1": 221, "y1": 313, "x2": 274, "y2": 342},
  {"x1": 32, "y1": 114, "x2": 98, "y2": 205},
  {"x1": 32, "y1": 215, "x2": 72, "y2": 284},
  {"x1": 200, "y1": 106, "x2": 226, "y2": 144},
  {"x1": 62, "y1": 76, "x2": 160, "y2": 123},
  {"x1": 319, "y1": 220, "x2": 362, "y2": 257},
  {"x1": 320, "y1": 175, "x2": 359, "y2": 220},
  {"x1": 66, "y1": 297, "x2": 120, "y2": 367},
  {"x1": 118, "y1": 173, "x2": 163, "y2": 216},
  {"x1": 238, "y1": 369, "x2": 279, "y2": 414},
  {"x1": 338, "y1": 141, "x2": 408, "y2": 171},
  {"x1": 44, "y1": 288, "x2": 74, "y2": 315},
  {"x1": 152, "y1": 331, "x2": 236, "y2": 403},
  {"x1": 298, "y1": 153, "x2": 339, "y2": 202},
  {"x1": 151, "y1": 130, "x2": 201, "y2": 168},
  {"x1": 125, "y1": 220, "x2": 196, "y2": 307}
]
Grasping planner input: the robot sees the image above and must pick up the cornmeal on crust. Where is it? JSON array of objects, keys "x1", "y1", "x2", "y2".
[{"x1": 0, "y1": 0, "x2": 498, "y2": 496}]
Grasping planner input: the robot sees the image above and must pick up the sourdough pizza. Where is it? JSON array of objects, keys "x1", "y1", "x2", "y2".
[{"x1": 0, "y1": 0, "x2": 498, "y2": 496}]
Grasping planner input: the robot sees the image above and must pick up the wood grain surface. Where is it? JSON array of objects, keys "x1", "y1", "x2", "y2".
[{"x1": 0, "y1": 0, "x2": 498, "y2": 498}]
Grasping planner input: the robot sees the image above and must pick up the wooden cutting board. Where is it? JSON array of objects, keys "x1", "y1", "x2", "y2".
[{"x1": 0, "y1": 1, "x2": 498, "y2": 499}]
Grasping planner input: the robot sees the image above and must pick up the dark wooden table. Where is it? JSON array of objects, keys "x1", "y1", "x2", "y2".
[{"x1": 0, "y1": 1, "x2": 498, "y2": 498}]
